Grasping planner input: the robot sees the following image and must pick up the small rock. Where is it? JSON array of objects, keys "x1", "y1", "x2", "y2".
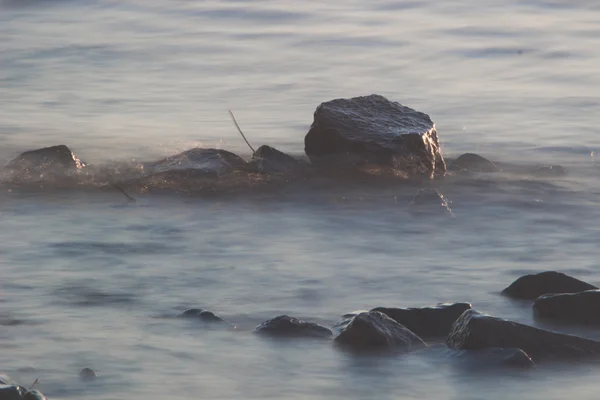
[
  {"x1": 150, "y1": 148, "x2": 247, "y2": 175},
  {"x1": 333, "y1": 311, "x2": 426, "y2": 351},
  {"x1": 178, "y1": 309, "x2": 226, "y2": 323},
  {"x1": 254, "y1": 315, "x2": 332, "y2": 338},
  {"x1": 79, "y1": 367, "x2": 97, "y2": 381},
  {"x1": 449, "y1": 153, "x2": 498, "y2": 173},
  {"x1": 304, "y1": 94, "x2": 445, "y2": 177},
  {"x1": 502, "y1": 271, "x2": 597, "y2": 300},
  {"x1": 6, "y1": 145, "x2": 86, "y2": 172},
  {"x1": 248, "y1": 145, "x2": 309, "y2": 174},
  {"x1": 447, "y1": 309, "x2": 600, "y2": 359},
  {"x1": 372, "y1": 303, "x2": 472, "y2": 338},
  {"x1": 534, "y1": 290, "x2": 600, "y2": 325}
]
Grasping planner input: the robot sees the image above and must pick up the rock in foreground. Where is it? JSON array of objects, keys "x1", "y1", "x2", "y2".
[
  {"x1": 372, "y1": 303, "x2": 471, "y2": 338},
  {"x1": 533, "y1": 290, "x2": 600, "y2": 325},
  {"x1": 334, "y1": 311, "x2": 426, "y2": 351},
  {"x1": 6, "y1": 145, "x2": 86, "y2": 172},
  {"x1": 304, "y1": 95, "x2": 445, "y2": 177},
  {"x1": 254, "y1": 315, "x2": 332, "y2": 338},
  {"x1": 447, "y1": 309, "x2": 600, "y2": 359},
  {"x1": 502, "y1": 271, "x2": 597, "y2": 300}
]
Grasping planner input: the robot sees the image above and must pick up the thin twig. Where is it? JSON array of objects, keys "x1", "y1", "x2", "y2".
[
  {"x1": 228, "y1": 110, "x2": 255, "y2": 154},
  {"x1": 31, "y1": 378, "x2": 39, "y2": 389},
  {"x1": 112, "y1": 183, "x2": 136, "y2": 202}
]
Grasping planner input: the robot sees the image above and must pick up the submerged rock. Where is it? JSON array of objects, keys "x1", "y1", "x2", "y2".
[
  {"x1": 533, "y1": 290, "x2": 600, "y2": 325},
  {"x1": 409, "y1": 188, "x2": 454, "y2": 216},
  {"x1": 79, "y1": 367, "x2": 97, "y2": 381},
  {"x1": 372, "y1": 303, "x2": 472, "y2": 338},
  {"x1": 150, "y1": 148, "x2": 247, "y2": 175},
  {"x1": 6, "y1": 145, "x2": 86, "y2": 172},
  {"x1": 178, "y1": 309, "x2": 227, "y2": 323},
  {"x1": 333, "y1": 311, "x2": 426, "y2": 351},
  {"x1": 449, "y1": 153, "x2": 498, "y2": 173},
  {"x1": 443, "y1": 346, "x2": 534, "y2": 368},
  {"x1": 248, "y1": 145, "x2": 310, "y2": 174},
  {"x1": 304, "y1": 94, "x2": 445, "y2": 177},
  {"x1": 254, "y1": 315, "x2": 332, "y2": 338},
  {"x1": 502, "y1": 271, "x2": 597, "y2": 300},
  {"x1": 447, "y1": 309, "x2": 600, "y2": 359}
]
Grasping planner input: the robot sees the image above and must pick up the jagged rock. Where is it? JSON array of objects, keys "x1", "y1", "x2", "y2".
[
  {"x1": 534, "y1": 290, "x2": 600, "y2": 325},
  {"x1": 6, "y1": 145, "x2": 86, "y2": 171},
  {"x1": 447, "y1": 309, "x2": 600, "y2": 359},
  {"x1": 304, "y1": 95, "x2": 445, "y2": 177},
  {"x1": 248, "y1": 145, "x2": 309, "y2": 174},
  {"x1": 372, "y1": 303, "x2": 471, "y2": 338},
  {"x1": 502, "y1": 271, "x2": 597, "y2": 300},
  {"x1": 409, "y1": 188, "x2": 454, "y2": 216},
  {"x1": 79, "y1": 367, "x2": 97, "y2": 381},
  {"x1": 254, "y1": 315, "x2": 332, "y2": 338},
  {"x1": 449, "y1": 153, "x2": 498, "y2": 173},
  {"x1": 150, "y1": 148, "x2": 247, "y2": 175},
  {"x1": 178, "y1": 309, "x2": 227, "y2": 323},
  {"x1": 333, "y1": 311, "x2": 426, "y2": 351}
]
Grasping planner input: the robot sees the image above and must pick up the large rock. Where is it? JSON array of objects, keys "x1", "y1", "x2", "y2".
[
  {"x1": 248, "y1": 145, "x2": 310, "y2": 174},
  {"x1": 449, "y1": 153, "x2": 498, "y2": 173},
  {"x1": 333, "y1": 311, "x2": 426, "y2": 351},
  {"x1": 502, "y1": 271, "x2": 597, "y2": 300},
  {"x1": 304, "y1": 95, "x2": 445, "y2": 177},
  {"x1": 150, "y1": 148, "x2": 247, "y2": 175},
  {"x1": 447, "y1": 309, "x2": 600, "y2": 359},
  {"x1": 533, "y1": 290, "x2": 600, "y2": 325},
  {"x1": 254, "y1": 315, "x2": 332, "y2": 338},
  {"x1": 372, "y1": 303, "x2": 471, "y2": 338},
  {"x1": 0, "y1": 385, "x2": 24, "y2": 400},
  {"x1": 6, "y1": 145, "x2": 86, "y2": 172}
]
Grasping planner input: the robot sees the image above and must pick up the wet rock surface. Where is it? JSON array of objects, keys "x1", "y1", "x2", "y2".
[
  {"x1": 333, "y1": 311, "x2": 427, "y2": 351},
  {"x1": 304, "y1": 94, "x2": 445, "y2": 177},
  {"x1": 0, "y1": 375, "x2": 47, "y2": 400},
  {"x1": 254, "y1": 315, "x2": 332, "y2": 338},
  {"x1": 150, "y1": 148, "x2": 247, "y2": 175},
  {"x1": 533, "y1": 290, "x2": 600, "y2": 325},
  {"x1": 6, "y1": 145, "x2": 86, "y2": 172},
  {"x1": 449, "y1": 153, "x2": 498, "y2": 173},
  {"x1": 249, "y1": 145, "x2": 310, "y2": 174},
  {"x1": 447, "y1": 309, "x2": 600, "y2": 359},
  {"x1": 502, "y1": 271, "x2": 597, "y2": 300},
  {"x1": 372, "y1": 303, "x2": 472, "y2": 338}
]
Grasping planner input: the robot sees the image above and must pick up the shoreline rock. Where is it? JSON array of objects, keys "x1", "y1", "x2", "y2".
[
  {"x1": 533, "y1": 290, "x2": 600, "y2": 325},
  {"x1": 502, "y1": 271, "x2": 597, "y2": 300},
  {"x1": 254, "y1": 315, "x2": 332, "y2": 338}
]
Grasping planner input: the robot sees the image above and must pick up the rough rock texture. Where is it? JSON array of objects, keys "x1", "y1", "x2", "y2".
[
  {"x1": 254, "y1": 315, "x2": 332, "y2": 338},
  {"x1": 22, "y1": 390, "x2": 46, "y2": 400},
  {"x1": 6, "y1": 145, "x2": 86, "y2": 171},
  {"x1": 502, "y1": 271, "x2": 597, "y2": 300},
  {"x1": 449, "y1": 153, "x2": 498, "y2": 173},
  {"x1": 249, "y1": 145, "x2": 310, "y2": 174},
  {"x1": 0, "y1": 385, "x2": 24, "y2": 400},
  {"x1": 304, "y1": 95, "x2": 445, "y2": 177},
  {"x1": 447, "y1": 309, "x2": 600, "y2": 359},
  {"x1": 333, "y1": 311, "x2": 426, "y2": 351},
  {"x1": 534, "y1": 290, "x2": 600, "y2": 325},
  {"x1": 178, "y1": 308, "x2": 227, "y2": 323},
  {"x1": 151, "y1": 148, "x2": 247, "y2": 175},
  {"x1": 372, "y1": 303, "x2": 472, "y2": 338}
]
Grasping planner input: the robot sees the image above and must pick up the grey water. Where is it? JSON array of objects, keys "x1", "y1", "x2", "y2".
[{"x1": 2, "y1": 1, "x2": 600, "y2": 399}]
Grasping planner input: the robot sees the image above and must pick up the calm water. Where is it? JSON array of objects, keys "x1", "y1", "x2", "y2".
[{"x1": 2, "y1": 1, "x2": 600, "y2": 399}]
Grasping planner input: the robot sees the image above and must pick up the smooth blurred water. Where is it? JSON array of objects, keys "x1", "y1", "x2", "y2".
[{"x1": 1, "y1": 1, "x2": 600, "y2": 399}]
